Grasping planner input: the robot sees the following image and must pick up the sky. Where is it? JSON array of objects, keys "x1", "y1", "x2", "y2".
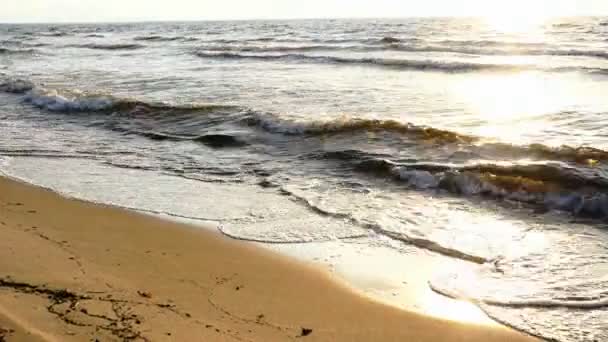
[{"x1": 2, "y1": 0, "x2": 608, "y2": 23}]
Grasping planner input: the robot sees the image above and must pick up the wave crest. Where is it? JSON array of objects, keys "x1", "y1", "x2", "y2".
[
  {"x1": 351, "y1": 157, "x2": 608, "y2": 218},
  {"x1": 4, "y1": 77, "x2": 608, "y2": 218},
  {"x1": 134, "y1": 35, "x2": 184, "y2": 42},
  {"x1": 487, "y1": 142, "x2": 608, "y2": 164},
  {"x1": 194, "y1": 49, "x2": 608, "y2": 75},
  {"x1": 67, "y1": 43, "x2": 144, "y2": 51},
  {"x1": 246, "y1": 113, "x2": 478, "y2": 143},
  {"x1": 194, "y1": 51, "x2": 528, "y2": 73},
  {"x1": 1, "y1": 78, "x2": 238, "y2": 115},
  {"x1": 0, "y1": 47, "x2": 38, "y2": 55},
  {"x1": 192, "y1": 41, "x2": 608, "y2": 62}
]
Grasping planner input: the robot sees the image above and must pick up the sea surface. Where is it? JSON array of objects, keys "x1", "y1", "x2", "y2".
[{"x1": 1, "y1": 17, "x2": 608, "y2": 341}]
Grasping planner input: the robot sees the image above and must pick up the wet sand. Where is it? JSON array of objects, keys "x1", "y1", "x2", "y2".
[{"x1": 0, "y1": 175, "x2": 535, "y2": 341}]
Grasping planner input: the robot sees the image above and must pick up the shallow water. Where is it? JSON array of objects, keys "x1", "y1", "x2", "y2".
[{"x1": 1, "y1": 18, "x2": 608, "y2": 341}]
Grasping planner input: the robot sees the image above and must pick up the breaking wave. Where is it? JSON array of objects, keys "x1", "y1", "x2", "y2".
[
  {"x1": 0, "y1": 78, "x2": 238, "y2": 114},
  {"x1": 3, "y1": 77, "x2": 608, "y2": 160},
  {"x1": 245, "y1": 113, "x2": 477, "y2": 143},
  {"x1": 482, "y1": 142, "x2": 608, "y2": 164},
  {"x1": 3, "y1": 77, "x2": 608, "y2": 218},
  {"x1": 348, "y1": 156, "x2": 608, "y2": 218}
]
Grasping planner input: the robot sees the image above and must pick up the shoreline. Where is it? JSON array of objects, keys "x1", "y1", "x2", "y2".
[{"x1": 0, "y1": 175, "x2": 536, "y2": 341}]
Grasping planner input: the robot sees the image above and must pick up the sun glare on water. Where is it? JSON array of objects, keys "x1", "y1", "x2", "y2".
[
  {"x1": 486, "y1": 15, "x2": 547, "y2": 34},
  {"x1": 481, "y1": 2, "x2": 552, "y2": 33}
]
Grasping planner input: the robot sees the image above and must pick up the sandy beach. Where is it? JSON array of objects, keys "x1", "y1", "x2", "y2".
[{"x1": 0, "y1": 175, "x2": 535, "y2": 341}]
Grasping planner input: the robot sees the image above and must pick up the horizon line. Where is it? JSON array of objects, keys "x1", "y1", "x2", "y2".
[{"x1": 0, "y1": 14, "x2": 604, "y2": 25}]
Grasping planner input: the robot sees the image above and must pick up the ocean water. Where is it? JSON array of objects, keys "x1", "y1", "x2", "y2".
[{"x1": 1, "y1": 17, "x2": 608, "y2": 341}]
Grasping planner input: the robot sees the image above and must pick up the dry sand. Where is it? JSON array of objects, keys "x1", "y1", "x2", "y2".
[{"x1": 0, "y1": 175, "x2": 536, "y2": 341}]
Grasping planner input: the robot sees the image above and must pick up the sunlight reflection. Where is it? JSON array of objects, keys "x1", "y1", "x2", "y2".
[
  {"x1": 423, "y1": 292, "x2": 491, "y2": 324},
  {"x1": 417, "y1": 215, "x2": 551, "y2": 325},
  {"x1": 452, "y1": 72, "x2": 573, "y2": 144},
  {"x1": 482, "y1": 3, "x2": 551, "y2": 34},
  {"x1": 422, "y1": 263, "x2": 492, "y2": 325},
  {"x1": 484, "y1": 15, "x2": 547, "y2": 34}
]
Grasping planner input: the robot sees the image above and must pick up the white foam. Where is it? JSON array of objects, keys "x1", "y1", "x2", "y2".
[
  {"x1": 429, "y1": 277, "x2": 608, "y2": 309},
  {"x1": 250, "y1": 111, "x2": 349, "y2": 135},
  {"x1": 2, "y1": 157, "x2": 368, "y2": 244},
  {"x1": 250, "y1": 111, "x2": 419, "y2": 136},
  {"x1": 1, "y1": 77, "x2": 119, "y2": 112},
  {"x1": 22, "y1": 88, "x2": 116, "y2": 112}
]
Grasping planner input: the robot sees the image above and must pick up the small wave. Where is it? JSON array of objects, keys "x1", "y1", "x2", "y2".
[
  {"x1": 133, "y1": 35, "x2": 183, "y2": 42},
  {"x1": 0, "y1": 39, "x2": 32, "y2": 47},
  {"x1": 0, "y1": 78, "x2": 239, "y2": 115},
  {"x1": 2, "y1": 77, "x2": 474, "y2": 144},
  {"x1": 1, "y1": 78, "x2": 250, "y2": 150},
  {"x1": 246, "y1": 113, "x2": 477, "y2": 143},
  {"x1": 38, "y1": 31, "x2": 68, "y2": 37},
  {"x1": 22, "y1": 88, "x2": 124, "y2": 112},
  {"x1": 551, "y1": 22, "x2": 582, "y2": 29},
  {"x1": 67, "y1": 43, "x2": 144, "y2": 51},
  {"x1": 382, "y1": 229, "x2": 488, "y2": 264},
  {"x1": 23, "y1": 91, "x2": 234, "y2": 114},
  {"x1": 486, "y1": 143, "x2": 608, "y2": 164},
  {"x1": 85, "y1": 34, "x2": 105, "y2": 38},
  {"x1": 134, "y1": 131, "x2": 183, "y2": 141},
  {"x1": 434, "y1": 39, "x2": 548, "y2": 49},
  {"x1": 380, "y1": 36, "x2": 401, "y2": 44},
  {"x1": 0, "y1": 148, "x2": 99, "y2": 160},
  {"x1": 467, "y1": 46, "x2": 608, "y2": 60},
  {"x1": 134, "y1": 131, "x2": 247, "y2": 148},
  {"x1": 547, "y1": 49, "x2": 608, "y2": 60},
  {"x1": 0, "y1": 47, "x2": 38, "y2": 55},
  {"x1": 198, "y1": 44, "x2": 352, "y2": 53},
  {"x1": 204, "y1": 37, "x2": 416, "y2": 46},
  {"x1": 23, "y1": 42, "x2": 49, "y2": 48},
  {"x1": 207, "y1": 37, "x2": 286, "y2": 44},
  {"x1": 195, "y1": 41, "x2": 608, "y2": 61},
  {"x1": 194, "y1": 51, "x2": 526, "y2": 73},
  {"x1": 195, "y1": 50, "x2": 608, "y2": 75},
  {"x1": 280, "y1": 185, "x2": 488, "y2": 263},
  {"x1": 391, "y1": 44, "x2": 608, "y2": 60},
  {"x1": 194, "y1": 134, "x2": 247, "y2": 148}
]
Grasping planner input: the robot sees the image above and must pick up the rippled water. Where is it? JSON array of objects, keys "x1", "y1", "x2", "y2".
[{"x1": 2, "y1": 18, "x2": 608, "y2": 341}]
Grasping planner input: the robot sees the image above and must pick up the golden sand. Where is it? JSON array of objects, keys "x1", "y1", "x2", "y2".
[{"x1": 0, "y1": 176, "x2": 535, "y2": 341}]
